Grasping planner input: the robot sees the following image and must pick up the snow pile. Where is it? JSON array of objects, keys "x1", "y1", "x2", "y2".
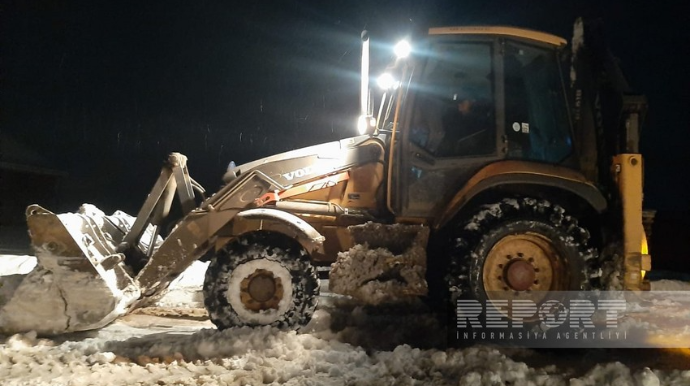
[
  {"x1": 330, "y1": 244, "x2": 420, "y2": 304},
  {"x1": 0, "y1": 205, "x2": 143, "y2": 334},
  {"x1": 0, "y1": 255, "x2": 208, "y2": 331},
  {"x1": 0, "y1": 251, "x2": 140, "y2": 335},
  {"x1": 155, "y1": 261, "x2": 209, "y2": 308},
  {"x1": 572, "y1": 363, "x2": 663, "y2": 386},
  {"x1": 651, "y1": 280, "x2": 690, "y2": 291},
  {"x1": 329, "y1": 223, "x2": 429, "y2": 304},
  {"x1": 0, "y1": 203, "x2": 175, "y2": 334},
  {"x1": 0, "y1": 255, "x2": 36, "y2": 275}
]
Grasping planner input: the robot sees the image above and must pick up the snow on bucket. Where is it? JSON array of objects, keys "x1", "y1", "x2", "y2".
[{"x1": 0, "y1": 204, "x2": 158, "y2": 334}]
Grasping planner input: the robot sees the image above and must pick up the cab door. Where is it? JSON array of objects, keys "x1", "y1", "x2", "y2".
[{"x1": 394, "y1": 37, "x2": 503, "y2": 219}]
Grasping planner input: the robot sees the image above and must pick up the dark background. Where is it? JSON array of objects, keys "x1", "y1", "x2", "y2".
[{"x1": 1, "y1": 1, "x2": 689, "y2": 267}]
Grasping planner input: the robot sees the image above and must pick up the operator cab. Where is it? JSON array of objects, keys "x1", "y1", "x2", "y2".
[{"x1": 382, "y1": 26, "x2": 574, "y2": 218}]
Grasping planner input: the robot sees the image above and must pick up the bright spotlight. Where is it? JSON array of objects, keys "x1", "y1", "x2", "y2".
[
  {"x1": 357, "y1": 115, "x2": 376, "y2": 135},
  {"x1": 394, "y1": 40, "x2": 411, "y2": 59},
  {"x1": 377, "y1": 73, "x2": 398, "y2": 90}
]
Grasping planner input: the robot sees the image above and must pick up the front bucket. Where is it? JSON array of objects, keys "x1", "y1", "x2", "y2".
[{"x1": 0, "y1": 204, "x2": 148, "y2": 335}]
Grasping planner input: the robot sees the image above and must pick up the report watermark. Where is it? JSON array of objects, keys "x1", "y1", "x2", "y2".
[{"x1": 453, "y1": 291, "x2": 690, "y2": 348}]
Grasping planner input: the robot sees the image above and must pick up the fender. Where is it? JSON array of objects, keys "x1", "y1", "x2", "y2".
[
  {"x1": 436, "y1": 160, "x2": 607, "y2": 230},
  {"x1": 228, "y1": 208, "x2": 325, "y2": 254}
]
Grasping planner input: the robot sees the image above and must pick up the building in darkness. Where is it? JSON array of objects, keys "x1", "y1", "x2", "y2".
[{"x1": 0, "y1": 132, "x2": 66, "y2": 253}]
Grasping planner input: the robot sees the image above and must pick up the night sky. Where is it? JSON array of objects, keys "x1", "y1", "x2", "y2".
[{"x1": 2, "y1": 0, "x2": 689, "y2": 215}]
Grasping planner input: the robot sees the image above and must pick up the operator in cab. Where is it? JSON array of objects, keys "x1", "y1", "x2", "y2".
[{"x1": 435, "y1": 88, "x2": 492, "y2": 157}]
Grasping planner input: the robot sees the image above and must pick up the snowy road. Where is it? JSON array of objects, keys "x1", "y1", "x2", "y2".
[{"x1": 2, "y1": 258, "x2": 690, "y2": 385}]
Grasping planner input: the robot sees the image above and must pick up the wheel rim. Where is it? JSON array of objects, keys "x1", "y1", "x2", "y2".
[
  {"x1": 226, "y1": 258, "x2": 293, "y2": 325},
  {"x1": 239, "y1": 269, "x2": 285, "y2": 311},
  {"x1": 482, "y1": 233, "x2": 565, "y2": 304}
]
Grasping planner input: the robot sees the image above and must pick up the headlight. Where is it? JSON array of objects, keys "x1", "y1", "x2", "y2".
[
  {"x1": 394, "y1": 40, "x2": 411, "y2": 59},
  {"x1": 357, "y1": 115, "x2": 376, "y2": 135},
  {"x1": 377, "y1": 73, "x2": 399, "y2": 90}
]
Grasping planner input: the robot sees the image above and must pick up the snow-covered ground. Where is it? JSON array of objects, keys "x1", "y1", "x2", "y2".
[
  {"x1": 2, "y1": 255, "x2": 690, "y2": 385},
  {"x1": 4, "y1": 320, "x2": 687, "y2": 386}
]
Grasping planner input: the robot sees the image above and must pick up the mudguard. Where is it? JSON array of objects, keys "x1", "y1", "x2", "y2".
[
  {"x1": 436, "y1": 161, "x2": 607, "y2": 230},
  {"x1": 228, "y1": 208, "x2": 325, "y2": 255}
]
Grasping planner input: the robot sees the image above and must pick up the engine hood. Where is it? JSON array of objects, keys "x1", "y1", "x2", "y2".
[{"x1": 222, "y1": 134, "x2": 385, "y2": 187}]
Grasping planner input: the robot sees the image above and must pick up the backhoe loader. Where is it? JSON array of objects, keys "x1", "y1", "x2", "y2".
[{"x1": 0, "y1": 19, "x2": 650, "y2": 334}]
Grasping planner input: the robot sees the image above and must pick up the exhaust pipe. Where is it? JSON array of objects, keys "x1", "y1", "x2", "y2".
[
  {"x1": 360, "y1": 30, "x2": 370, "y2": 117},
  {"x1": 357, "y1": 30, "x2": 376, "y2": 135}
]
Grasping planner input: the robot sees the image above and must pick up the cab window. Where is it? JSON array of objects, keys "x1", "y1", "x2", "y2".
[
  {"x1": 503, "y1": 41, "x2": 572, "y2": 162},
  {"x1": 409, "y1": 42, "x2": 495, "y2": 158}
]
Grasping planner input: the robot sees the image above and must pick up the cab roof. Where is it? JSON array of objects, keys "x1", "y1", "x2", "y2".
[{"x1": 429, "y1": 26, "x2": 567, "y2": 47}]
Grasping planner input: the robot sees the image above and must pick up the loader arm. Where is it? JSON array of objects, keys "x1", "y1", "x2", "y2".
[
  {"x1": 129, "y1": 160, "x2": 284, "y2": 301},
  {"x1": 127, "y1": 138, "x2": 384, "y2": 304},
  {"x1": 12, "y1": 135, "x2": 384, "y2": 334}
]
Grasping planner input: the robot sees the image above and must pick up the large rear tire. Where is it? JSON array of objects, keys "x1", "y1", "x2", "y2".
[
  {"x1": 447, "y1": 197, "x2": 599, "y2": 307},
  {"x1": 203, "y1": 232, "x2": 319, "y2": 330}
]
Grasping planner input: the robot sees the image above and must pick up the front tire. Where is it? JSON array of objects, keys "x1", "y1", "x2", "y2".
[{"x1": 203, "y1": 232, "x2": 319, "y2": 330}]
